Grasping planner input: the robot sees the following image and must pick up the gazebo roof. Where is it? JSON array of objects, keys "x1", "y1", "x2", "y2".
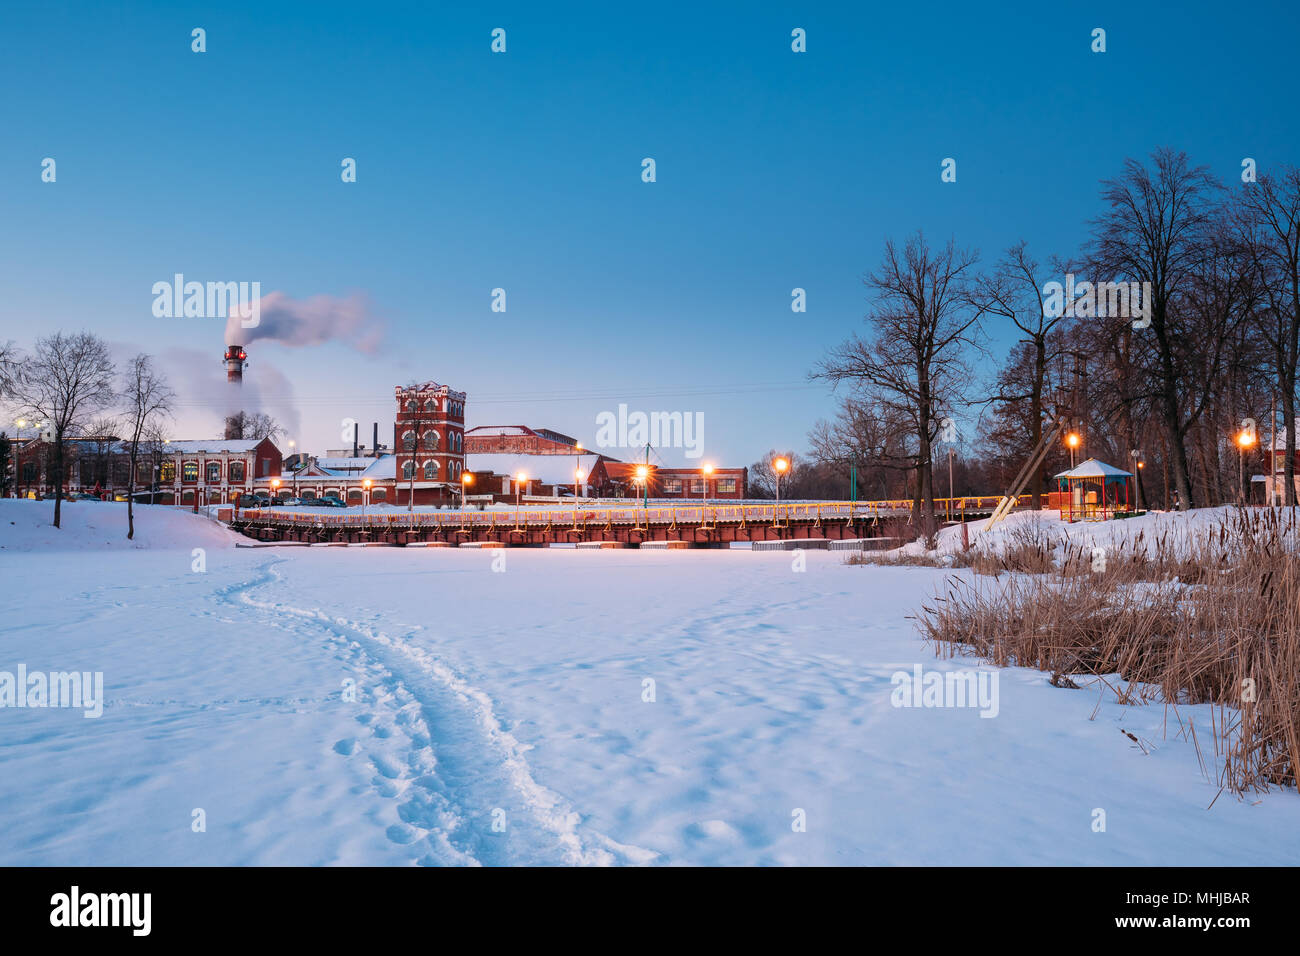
[{"x1": 1053, "y1": 458, "x2": 1133, "y2": 480}]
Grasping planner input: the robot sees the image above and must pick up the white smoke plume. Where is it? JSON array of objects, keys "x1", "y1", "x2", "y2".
[
  {"x1": 224, "y1": 291, "x2": 384, "y2": 352},
  {"x1": 160, "y1": 347, "x2": 302, "y2": 441}
]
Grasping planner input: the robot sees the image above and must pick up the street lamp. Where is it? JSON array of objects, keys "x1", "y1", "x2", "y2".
[
  {"x1": 772, "y1": 457, "x2": 789, "y2": 507},
  {"x1": 1237, "y1": 429, "x2": 1257, "y2": 504},
  {"x1": 575, "y1": 467, "x2": 585, "y2": 500},
  {"x1": 701, "y1": 462, "x2": 714, "y2": 509},
  {"x1": 362, "y1": 477, "x2": 373, "y2": 522},
  {"x1": 635, "y1": 464, "x2": 649, "y2": 509},
  {"x1": 271, "y1": 478, "x2": 281, "y2": 506},
  {"x1": 1065, "y1": 432, "x2": 1081, "y2": 470},
  {"x1": 515, "y1": 471, "x2": 527, "y2": 507},
  {"x1": 461, "y1": 471, "x2": 474, "y2": 509}
]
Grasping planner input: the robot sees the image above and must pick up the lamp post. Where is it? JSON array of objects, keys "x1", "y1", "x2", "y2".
[
  {"x1": 461, "y1": 471, "x2": 474, "y2": 509},
  {"x1": 635, "y1": 464, "x2": 648, "y2": 509},
  {"x1": 271, "y1": 478, "x2": 281, "y2": 507},
  {"x1": 12, "y1": 419, "x2": 25, "y2": 499},
  {"x1": 1237, "y1": 429, "x2": 1257, "y2": 504},
  {"x1": 773, "y1": 456, "x2": 789, "y2": 508},
  {"x1": 515, "y1": 471, "x2": 527, "y2": 507},
  {"x1": 575, "y1": 443, "x2": 584, "y2": 499},
  {"x1": 701, "y1": 462, "x2": 714, "y2": 510},
  {"x1": 362, "y1": 477, "x2": 372, "y2": 523},
  {"x1": 575, "y1": 467, "x2": 585, "y2": 502},
  {"x1": 1066, "y1": 432, "x2": 1081, "y2": 470}
]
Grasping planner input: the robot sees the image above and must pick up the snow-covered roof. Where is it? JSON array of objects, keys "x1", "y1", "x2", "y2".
[
  {"x1": 1054, "y1": 458, "x2": 1133, "y2": 479},
  {"x1": 316, "y1": 457, "x2": 374, "y2": 474},
  {"x1": 360, "y1": 455, "x2": 396, "y2": 479},
  {"x1": 467, "y1": 453, "x2": 603, "y2": 485},
  {"x1": 164, "y1": 439, "x2": 264, "y2": 454}
]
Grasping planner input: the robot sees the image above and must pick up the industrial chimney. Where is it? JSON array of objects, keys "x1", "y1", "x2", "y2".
[{"x1": 224, "y1": 345, "x2": 247, "y2": 384}]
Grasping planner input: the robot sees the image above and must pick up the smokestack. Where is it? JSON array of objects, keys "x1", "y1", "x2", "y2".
[
  {"x1": 352, "y1": 421, "x2": 358, "y2": 458},
  {"x1": 224, "y1": 345, "x2": 247, "y2": 384},
  {"x1": 373, "y1": 422, "x2": 378, "y2": 459}
]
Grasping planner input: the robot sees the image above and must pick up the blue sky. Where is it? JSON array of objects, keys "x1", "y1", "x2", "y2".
[{"x1": 2, "y1": 1, "x2": 1298, "y2": 465}]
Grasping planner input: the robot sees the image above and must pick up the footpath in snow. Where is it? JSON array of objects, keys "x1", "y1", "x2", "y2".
[{"x1": 1, "y1": 499, "x2": 1297, "y2": 865}]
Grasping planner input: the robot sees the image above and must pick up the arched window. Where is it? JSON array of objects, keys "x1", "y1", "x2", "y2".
[
  {"x1": 424, "y1": 399, "x2": 437, "y2": 412},
  {"x1": 229, "y1": 461, "x2": 245, "y2": 482},
  {"x1": 371, "y1": 488, "x2": 387, "y2": 502},
  {"x1": 402, "y1": 460, "x2": 415, "y2": 479},
  {"x1": 160, "y1": 461, "x2": 176, "y2": 482},
  {"x1": 403, "y1": 429, "x2": 416, "y2": 451},
  {"x1": 405, "y1": 400, "x2": 417, "y2": 413},
  {"x1": 182, "y1": 461, "x2": 198, "y2": 482},
  {"x1": 423, "y1": 461, "x2": 437, "y2": 480},
  {"x1": 424, "y1": 430, "x2": 440, "y2": 450}
]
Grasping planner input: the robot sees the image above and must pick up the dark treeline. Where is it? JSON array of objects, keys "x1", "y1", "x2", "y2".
[{"x1": 784, "y1": 148, "x2": 1300, "y2": 539}]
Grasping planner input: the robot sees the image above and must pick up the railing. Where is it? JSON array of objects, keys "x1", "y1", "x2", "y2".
[{"x1": 230, "y1": 496, "x2": 1027, "y2": 529}]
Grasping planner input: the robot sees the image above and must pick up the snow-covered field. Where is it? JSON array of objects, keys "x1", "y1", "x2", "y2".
[{"x1": 3, "y1": 499, "x2": 1298, "y2": 866}]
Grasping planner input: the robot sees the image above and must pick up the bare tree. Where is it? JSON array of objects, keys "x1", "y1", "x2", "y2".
[
  {"x1": 1235, "y1": 167, "x2": 1300, "y2": 504},
  {"x1": 9, "y1": 332, "x2": 116, "y2": 527},
  {"x1": 122, "y1": 354, "x2": 174, "y2": 539},
  {"x1": 1088, "y1": 148, "x2": 1225, "y2": 510},
  {"x1": 979, "y1": 242, "x2": 1067, "y2": 507},
  {"x1": 222, "y1": 410, "x2": 283, "y2": 442},
  {"x1": 813, "y1": 232, "x2": 983, "y2": 543}
]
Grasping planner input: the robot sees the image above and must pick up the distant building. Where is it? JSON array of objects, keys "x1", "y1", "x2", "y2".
[{"x1": 465, "y1": 425, "x2": 582, "y2": 455}]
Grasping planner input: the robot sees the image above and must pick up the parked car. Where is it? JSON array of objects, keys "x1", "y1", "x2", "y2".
[
  {"x1": 279, "y1": 497, "x2": 303, "y2": 507},
  {"x1": 252, "y1": 493, "x2": 272, "y2": 506},
  {"x1": 320, "y1": 495, "x2": 346, "y2": 508},
  {"x1": 237, "y1": 494, "x2": 259, "y2": 508},
  {"x1": 74, "y1": 493, "x2": 101, "y2": 501}
]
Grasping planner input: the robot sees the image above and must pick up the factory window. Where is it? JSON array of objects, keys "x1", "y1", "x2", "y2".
[
  {"x1": 181, "y1": 490, "x2": 194, "y2": 503},
  {"x1": 423, "y1": 461, "x2": 438, "y2": 480},
  {"x1": 717, "y1": 478, "x2": 737, "y2": 493},
  {"x1": 424, "y1": 400, "x2": 437, "y2": 412},
  {"x1": 371, "y1": 488, "x2": 387, "y2": 501},
  {"x1": 161, "y1": 461, "x2": 175, "y2": 482},
  {"x1": 229, "y1": 461, "x2": 245, "y2": 482},
  {"x1": 206, "y1": 462, "x2": 221, "y2": 483},
  {"x1": 182, "y1": 461, "x2": 198, "y2": 483},
  {"x1": 424, "y1": 430, "x2": 440, "y2": 449},
  {"x1": 402, "y1": 460, "x2": 415, "y2": 479},
  {"x1": 665, "y1": 479, "x2": 682, "y2": 493},
  {"x1": 22, "y1": 462, "x2": 37, "y2": 482},
  {"x1": 689, "y1": 479, "x2": 705, "y2": 494},
  {"x1": 403, "y1": 429, "x2": 416, "y2": 451},
  {"x1": 347, "y1": 489, "x2": 362, "y2": 502},
  {"x1": 301, "y1": 490, "x2": 316, "y2": 500},
  {"x1": 405, "y1": 400, "x2": 417, "y2": 413}
]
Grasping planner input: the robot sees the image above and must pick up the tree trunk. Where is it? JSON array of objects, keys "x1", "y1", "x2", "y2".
[
  {"x1": 127, "y1": 450, "x2": 136, "y2": 540},
  {"x1": 52, "y1": 431, "x2": 64, "y2": 528}
]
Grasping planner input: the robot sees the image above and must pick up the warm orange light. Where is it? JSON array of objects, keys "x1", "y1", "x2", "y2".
[
  {"x1": 702, "y1": 463, "x2": 715, "y2": 476},
  {"x1": 363, "y1": 478, "x2": 373, "y2": 490},
  {"x1": 575, "y1": 469, "x2": 585, "y2": 482},
  {"x1": 576, "y1": 442, "x2": 583, "y2": 451},
  {"x1": 271, "y1": 479, "x2": 281, "y2": 490},
  {"x1": 462, "y1": 472, "x2": 474, "y2": 486},
  {"x1": 516, "y1": 471, "x2": 527, "y2": 482},
  {"x1": 773, "y1": 457, "x2": 789, "y2": 474},
  {"x1": 635, "y1": 465, "x2": 648, "y2": 480},
  {"x1": 1237, "y1": 431, "x2": 1257, "y2": 449},
  {"x1": 1066, "y1": 433, "x2": 1081, "y2": 449}
]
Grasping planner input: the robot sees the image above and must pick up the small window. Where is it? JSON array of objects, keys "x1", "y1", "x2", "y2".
[
  {"x1": 717, "y1": 478, "x2": 736, "y2": 493},
  {"x1": 371, "y1": 488, "x2": 387, "y2": 502},
  {"x1": 206, "y1": 462, "x2": 221, "y2": 483},
  {"x1": 229, "y1": 461, "x2": 245, "y2": 482},
  {"x1": 182, "y1": 461, "x2": 198, "y2": 482},
  {"x1": 665, "y1": 479, "x2": 682, "y2": 493},
  {"x1": 425, "y1": 430, "x2": 440, "y2": 450},
  {"x1": 423, "y1": 461, "x2": 437, "y2": 480},
  {"x1": 347, "y1": 489, "x2": 363, "y2": 501},
  {"x1": 406, "y1": 400, "x2": 417, "y2": 413},
  {"x1": 689, "y1": 479, "x2": 705, "y2": 494},
  {"x1": 301, "y1": 490, "x2": 317, "y2": 500},
  {"x1": 402, "y1": 460, "x2": 415, "y2": 479},
  {"x1": 160, "y1": 461, "x2": 176, "y2": 482},
  {"x1": 403, "y1": 430, "x2": 416, "y2": 451}
]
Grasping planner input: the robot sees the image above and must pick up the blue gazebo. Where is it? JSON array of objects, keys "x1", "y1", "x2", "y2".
[{"x1": 1052, "y1": 458, "x2": 1134, "y2": 522}]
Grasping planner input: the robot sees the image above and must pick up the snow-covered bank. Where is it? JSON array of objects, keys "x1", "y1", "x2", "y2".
[
  {"x1": 2, "y1": 518, "x2": 1299, "y2": 865},
  {"x1": 0, "y1": 499, "x2": 243, "y2": 552}
]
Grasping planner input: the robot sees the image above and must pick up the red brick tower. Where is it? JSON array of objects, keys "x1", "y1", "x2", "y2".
[{"x1": 394, "y1": 382, "x2": 466, "y2": 505}]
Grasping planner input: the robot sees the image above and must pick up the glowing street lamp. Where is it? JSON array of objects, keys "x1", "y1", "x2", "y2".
[
  {"x1": 701, "y1": 462, "x2": 714, "y2": 508},
  {"x1": 635, "y1": 464, "x2": 649, "y2": 509},
  {"x1": 1065, "y1": 432, "x2": 1081, "y2": 470},
  {"x1": 1237, "y1": 429, "x2": 1257, "y2": 504},
  {"x1": 362, "y1": 477, "x2": 373, "y2": 522},
  {"x1": 515, "y1": 471, "x2": 527, "y2": 507},
  {"x1": 772, "y1": 457, "x2": 789, "y2": 506},
  {"x1": 461, "y1": 470, "x2": 474, "y2": 509}
]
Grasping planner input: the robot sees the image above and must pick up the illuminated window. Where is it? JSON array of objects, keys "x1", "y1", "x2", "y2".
[
  {"x1": 717, "y1": 478, "x2": 736, "y2": 493},
  {"x1": 182, "y1": 461, "x2": 198, "y2": 482},
  {"x1": 161, "y1": 461, "x2": 176, "y2": 482}
]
